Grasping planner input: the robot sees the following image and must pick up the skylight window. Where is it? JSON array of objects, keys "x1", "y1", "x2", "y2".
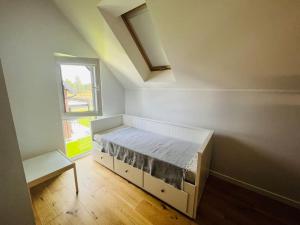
[{"x1": 122, "y1": 4, "x2": 171, "y2": 71}]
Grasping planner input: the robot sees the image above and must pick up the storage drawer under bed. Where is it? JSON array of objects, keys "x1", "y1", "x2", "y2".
[
  {"x1": 143, "y1": 172, "x2": 188, "y2": 213},
  {"x1": 114, "y1": 158, "x2": 143, "y2": 187},
  {"x1": 93, "y1": 149, "x2": 114, "y2": 171}
]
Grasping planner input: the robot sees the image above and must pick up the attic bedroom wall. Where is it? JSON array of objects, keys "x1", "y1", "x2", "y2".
[
  {"x1": 125, "y1": 0, "x2": 300, "y2": 204},
  {"x1": 126, "y1": 89, "x2": 300, "y2": 203},
  {"x1": 0, "y1": 60, "x2": 35, "y2": 225},
  {"x1": 0, "y1": 0, "x2": 124, "y2": 159}
]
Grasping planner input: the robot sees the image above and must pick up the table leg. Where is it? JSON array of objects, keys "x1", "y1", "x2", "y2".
[{"x1": 73, "y1": 164, "x2": 79, "y2": 194}]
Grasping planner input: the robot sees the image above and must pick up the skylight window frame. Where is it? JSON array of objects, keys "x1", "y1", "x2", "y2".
[{"x1": 121, "y1": 4, "x2": 171, "y2": 72}]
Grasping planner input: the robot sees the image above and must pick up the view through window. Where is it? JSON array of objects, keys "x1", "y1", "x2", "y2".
[
  {"x1": 58, "y1": 60, "x2": 100, "y2": 158},
  {"x1": 63, "y1": 117, "x2": 94, "y2": 158},
  {"x1": 61, "y1": 65, "x2": 96, "y2": 113}
]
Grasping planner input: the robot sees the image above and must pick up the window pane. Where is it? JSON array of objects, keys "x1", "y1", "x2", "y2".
[
  {"x1": 63, "y1": 117, "x2": 94, "y2": 158},
  {"x1": 60, "y1": 64, "x2": 95, "y2": 113}
]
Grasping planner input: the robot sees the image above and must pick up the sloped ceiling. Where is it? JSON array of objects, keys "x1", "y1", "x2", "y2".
[
  {"x1": 53, "y1": 0, "x2": 144, "y2": 88},
  {"x1": 54, "y1": 0, "x2": 300, "y2": 90}
]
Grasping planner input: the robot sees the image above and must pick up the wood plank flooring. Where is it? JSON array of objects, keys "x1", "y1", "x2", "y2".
[{"x1": 31, "y1": 156, "x2": 300, "y2": 225}]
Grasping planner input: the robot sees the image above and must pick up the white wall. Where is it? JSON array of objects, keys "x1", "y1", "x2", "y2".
[
  {"x1": 125, "y1": 89, "x2": 300, "y2": 203},
  {"x1": 0, "y1": 60, "x2": 35, "y2": 225},
  {"x1": 101, "y1": 62, "x2": 125, "y2": 115},
  {"x1": 0, "y1": 0, "x2": 124, "y2": 159}
]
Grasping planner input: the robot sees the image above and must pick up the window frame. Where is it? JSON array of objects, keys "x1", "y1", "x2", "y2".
[
  {"x1": 121, "y1": 4, "x2": 171, "y2": 71},
  {"x1": 56, "y1": 57, "x2": 102, "y2": 118}
]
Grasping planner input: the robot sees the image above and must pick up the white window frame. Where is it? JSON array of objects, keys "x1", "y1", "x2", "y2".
[{"x1": 56, "y1": 57, "x2": 102, "y2": 118}]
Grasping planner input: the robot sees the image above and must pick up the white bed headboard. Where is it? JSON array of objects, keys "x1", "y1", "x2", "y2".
[
  {"x1": 123, "y1": 115, "x2": 212, "y2": 144},
  {"x1": 91, "y1": 114, "x2": 213, "y2": 145},
  {"x1": 91, "y1": 115, "x2": 123, "y2": 134}
]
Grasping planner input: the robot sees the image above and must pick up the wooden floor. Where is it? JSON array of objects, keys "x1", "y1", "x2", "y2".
[{"x1": 31, "y1": 156, "x2": 300, "y2": 225}]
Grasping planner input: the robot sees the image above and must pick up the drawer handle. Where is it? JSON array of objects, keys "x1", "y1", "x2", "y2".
[
  {"x1": 125, "y1": 169, "x2": 128, "y2": 173},
  {"x1": 161, "y1": 189, "x2": 165, "y2": 193},
  {"x1": 100, "y1": 156, "x2": 103, "y2": 159}
]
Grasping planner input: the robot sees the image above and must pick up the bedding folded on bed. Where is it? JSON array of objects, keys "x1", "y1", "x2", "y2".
[{"x1": 100, "y1": 127, "x2": 199, "y2": 189}]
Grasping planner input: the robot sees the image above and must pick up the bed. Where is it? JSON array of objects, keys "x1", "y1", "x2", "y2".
[
  {"x1": 91, "y1": 115, "x2": 213, "y2": 218},
  {"x1": 94, "y1": 126, "x2": 198, "y2": 188}
]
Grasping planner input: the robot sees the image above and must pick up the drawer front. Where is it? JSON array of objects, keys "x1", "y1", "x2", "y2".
[
  {"x1": 144, "y1": 173, "x2": 188, "y2": 213},
  {"x1": 114, "y1": 159, "x2": 143, "y2": 187},
  {"x1": 93, "y1": 150, "x2": 114, "y2": 171}
]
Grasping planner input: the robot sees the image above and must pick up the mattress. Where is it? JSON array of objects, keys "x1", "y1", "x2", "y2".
[{"x1": 94, "y1": 126, "x2": 199, "y2": 188}]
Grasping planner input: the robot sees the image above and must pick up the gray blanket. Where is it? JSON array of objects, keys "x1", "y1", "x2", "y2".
[{"x1": 100, "y1": 127, "x2": 199, "y2": 189}]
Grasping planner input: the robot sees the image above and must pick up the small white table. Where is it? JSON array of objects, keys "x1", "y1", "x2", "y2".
[{"x1": 23, "y1": 150, "x2": 78, "y2": 194}]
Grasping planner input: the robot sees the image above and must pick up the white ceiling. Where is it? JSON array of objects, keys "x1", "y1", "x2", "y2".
[{"x1": 53, "y1": 0, "x2": 300, "y2": 90}]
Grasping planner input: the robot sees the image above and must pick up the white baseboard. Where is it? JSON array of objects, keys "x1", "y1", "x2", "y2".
[{"x1": 210, "y1": 170, "x2": 300, "y2": 210}]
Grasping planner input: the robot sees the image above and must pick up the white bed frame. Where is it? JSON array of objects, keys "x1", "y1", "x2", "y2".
[{"x1": 91, "y1": 115, "x2": 213, "y2": 218}]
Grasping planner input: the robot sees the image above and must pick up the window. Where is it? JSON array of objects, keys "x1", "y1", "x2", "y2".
[
  {"x1": 63, "y1": 117, "x2": 94, "y2": 158},
  {"x1": 57, "y1": 57, "x2": 101, "y2": 117},
  {"x1": 122, "y1": 4, "x2": 171, "y2": 71},
  {"x1": 57, "y1": 57, "x2": 100, "y2": 158}
]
